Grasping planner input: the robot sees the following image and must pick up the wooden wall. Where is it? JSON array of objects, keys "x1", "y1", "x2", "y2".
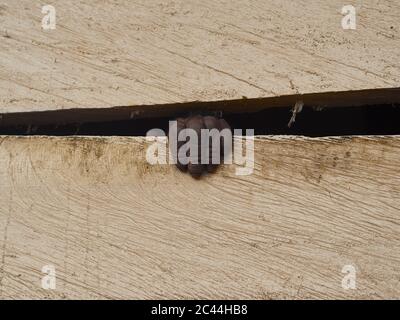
[{"x1": 1, "y1": 0, "x2": 399, "y2": 300}]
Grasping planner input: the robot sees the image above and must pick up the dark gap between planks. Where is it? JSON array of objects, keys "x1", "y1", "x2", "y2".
[{"x1": 0, "y1": 104, "x2": 399, "y2": 137}]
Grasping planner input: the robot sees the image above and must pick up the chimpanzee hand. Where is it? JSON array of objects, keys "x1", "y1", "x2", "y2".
[{"x1": 171, "y1": 115, "x2": 231, "y2": 178}]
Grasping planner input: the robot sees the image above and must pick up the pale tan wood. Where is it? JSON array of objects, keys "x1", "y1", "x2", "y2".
[
  {"x1": 0, "y1": 135, "x2": 399, "y2": 299},
  {"x1": 0, "y1": 0, "x2": 399, "y2": 114}
]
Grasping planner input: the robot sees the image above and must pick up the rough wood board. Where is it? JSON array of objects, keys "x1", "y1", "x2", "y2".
[
  {"x1": 0, "y1": 0, "x2": 399, "y2": 113},
  {"x1": 0, "y1": 135, "x2": 399, "y2": 299}
]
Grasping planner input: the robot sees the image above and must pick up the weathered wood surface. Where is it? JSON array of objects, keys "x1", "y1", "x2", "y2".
[
  {"x1": 0, "y1": 135, "x2": 399, "y2": 299},
  {"x1": 0, "y1": 0, "x2": 399, "y2": 114}
]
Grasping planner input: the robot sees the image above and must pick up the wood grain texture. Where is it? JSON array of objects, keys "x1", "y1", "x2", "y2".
[
  {"x1": 0, "y1": 135, "x2": 399, "y2": 299},
  {"x1": 0, "y1": 0, "x2": 399, "y2": 113}
]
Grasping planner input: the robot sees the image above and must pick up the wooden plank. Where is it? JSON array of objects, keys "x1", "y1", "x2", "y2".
[
  {"x1": 0, "y1": 135, "x2": 399, "y2": 299},
  {"x1": 0, "y1": 0, "x2": 399, "y2": 114}
]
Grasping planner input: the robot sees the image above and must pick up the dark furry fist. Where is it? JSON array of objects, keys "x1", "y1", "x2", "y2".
[{"x1": 170, "y1": 115, "x2": 232, "y2": 178}]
